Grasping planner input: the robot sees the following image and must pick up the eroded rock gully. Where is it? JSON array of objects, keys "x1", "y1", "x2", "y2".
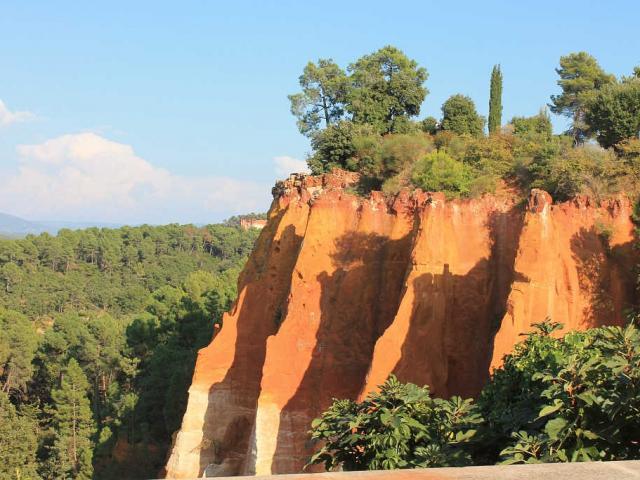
[{"x1": 165, "y1": 172, "x2": 637, "y2": 478}]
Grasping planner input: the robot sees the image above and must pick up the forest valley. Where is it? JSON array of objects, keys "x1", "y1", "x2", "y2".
[{"x1": 0, "y1": 220, "x2": 262, "y2": 479}]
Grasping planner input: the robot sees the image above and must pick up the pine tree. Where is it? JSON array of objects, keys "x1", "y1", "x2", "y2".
[
  {"x1": 48, "y1": 359, "x2": 95, "y2": 480},
  {"x1": 488, "y1": 65, "x2": 503, "y2": 134},
  {"x1": 549, "y1": 52, "x2": 614, "y2": 144},
  {"x1": 0, "y1": 392, "x2": 39, "y2": 480}
]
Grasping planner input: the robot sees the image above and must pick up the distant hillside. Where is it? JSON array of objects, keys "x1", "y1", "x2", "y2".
[
  {"x1": 0, "y1": 212, "x2": 121, "y2": 237},
  {"x1": 36, "y1": 219, "x2": 122, "y2": 232},
  {"x1": 0, "y1": 212, "x2": 44, "y2": 236}
]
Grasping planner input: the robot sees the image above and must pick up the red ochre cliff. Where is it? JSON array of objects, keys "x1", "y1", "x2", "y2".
[{"x1": 164, "y1": 171, "x2": 637, "y2": 478}]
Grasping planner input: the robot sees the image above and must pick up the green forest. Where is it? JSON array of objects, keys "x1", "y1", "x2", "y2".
[
  {"x1": 0, "y1": 222, "x2": 261, "y2": 479},
  {"x1": 289, "y1": 47, "x2": 640, "y2": 200}
]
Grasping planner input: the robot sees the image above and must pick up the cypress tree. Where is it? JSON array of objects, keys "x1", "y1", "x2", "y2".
[{"x1": 488, "y1": 65, "x2": 503, "y2": 134}]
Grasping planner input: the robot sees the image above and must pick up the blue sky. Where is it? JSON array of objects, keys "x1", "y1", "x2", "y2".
[{"x1": 0, "y1": 0, "x2": 638, "y2": 224}]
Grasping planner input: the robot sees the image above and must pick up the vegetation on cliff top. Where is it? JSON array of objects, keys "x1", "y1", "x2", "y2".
[
  {"x1": 290, "y1": 48, "x2": 640, "y2": 201},
  {"x1": 0, "y1": 223, "x2": 260, "y2": 479},
  {"x1": 309, "y1": 320, "x2": 640, "y2": 470}
]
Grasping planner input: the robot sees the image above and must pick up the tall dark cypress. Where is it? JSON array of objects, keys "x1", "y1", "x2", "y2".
[{"x1": 488, "y1": 65, "x2": 503, "y2": 134}]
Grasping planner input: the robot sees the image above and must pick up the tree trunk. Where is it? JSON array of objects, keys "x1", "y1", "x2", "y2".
[
  {"x1": 322, "y1": 94, "x2": 331, "y2": 127},
  {"x1": 72, "y1": 399, "x2": 78, "y2": 467},
  {"x1": 2, "y1": 368, "x2": 13, "y2": 392}
]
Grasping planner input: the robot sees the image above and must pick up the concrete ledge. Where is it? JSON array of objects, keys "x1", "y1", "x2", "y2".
[{"x1": 167, "y1": 461, "x2": 640, "y2": 480}]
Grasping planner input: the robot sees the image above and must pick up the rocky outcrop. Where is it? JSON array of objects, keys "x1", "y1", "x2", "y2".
[
  {"x1": 490, "y1": 191, "x2": 635, "y2": 367},
  {"x1": 165, "y1": 172, "x2": 637, "y2": 478}
]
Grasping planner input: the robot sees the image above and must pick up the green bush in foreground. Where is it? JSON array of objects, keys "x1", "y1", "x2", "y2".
[
  {"x1": 308, "y1": 377, "x2": 482, "y2": 470},
  {"x1": 308, "y1": 320, "x2": 640, "y2": 470}
]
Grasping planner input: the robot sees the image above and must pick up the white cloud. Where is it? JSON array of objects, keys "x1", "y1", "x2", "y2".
[
  {"x1": 0, "y1": 133, "x2": 271, "y2": 223},
  {"x1": 273, "y1": 155, "x2": 311, "y2": 177},
  {"x1": 0, "y1": 99, "x2": 35, "y2": 127}
]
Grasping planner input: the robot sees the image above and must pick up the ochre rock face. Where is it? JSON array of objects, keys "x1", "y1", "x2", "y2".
[
  {"x1": 165, "y1": 172, "x2": 636, "y2": 478},
  {"x1": 490, "y1": 190, "x2": 636, "y2": 367}
]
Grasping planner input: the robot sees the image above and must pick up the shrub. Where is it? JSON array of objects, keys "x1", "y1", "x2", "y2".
[
  {"x1": 411, "y1": 151, "x2": 472, "y2": 197},
  {"x1": 307, "y1": 121, "x2": 359, "y2": 173},
  {"x1": 617, "y1": 137, "x2": 640, "y2": 159},
  {"x1": 433, "y1": 131, "x2": 471, "y2": 161},
  {"x1": 378, "y1": 133, "x2": 434, "y2": 178},
  {"x1": 510, "y1": 111, "x2": 553, "y2": 140},
  {"x1": 480, "y1": 321, "x2": 640, "y2": 464},
  {"x1": 390, "y1": 117, "x2": 423, "y2": 134},
  {"x1": 468, "y1": 174, "x2": 499, "y2": 197},
  {"x1": 351, "y1": 132, "x2": 433, "y2": 192},
  {"x1": 310, "y1": 124, "x2": 640, "y2": 201},
  {"x1": 420, "y1": 117, "x2": 439, "y2": 135},
  {"x1": 309, "y1": 320, "x2": 640, "y2": 470},
  {"x1": 380, "y1": 175, "x2": 404, "y2": 195},
  {"x1": 433, "y1": 130, "x2": 455, "y2": 151},
  {"x1": 528, "y1": 145, "x2": 622, "y2": 201},
  {"x1": 308, "y1": 121, "x2": 378, "y2": 173},
  {"x1": 308, "y1": 376, "x2": 482, "y2": 471},
  {"x1": 348, "y1": 132, "x2": 383, "y2": 175},
  {"x1": 463, "y1": 134, "x2": 515, "y2": 177}
]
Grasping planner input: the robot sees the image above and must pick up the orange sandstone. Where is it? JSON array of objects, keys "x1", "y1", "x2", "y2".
[
  {"x1": 165, "y1": 172, "x2": 636, "y2": 478},
  {"x1": 490, "y1": 190, "x2": 635, "y2": 367}
]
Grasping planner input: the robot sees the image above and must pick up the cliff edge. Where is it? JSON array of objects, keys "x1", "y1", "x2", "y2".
[{"x1": 165, "y1": 171, "x2": 637, "y2": 478}]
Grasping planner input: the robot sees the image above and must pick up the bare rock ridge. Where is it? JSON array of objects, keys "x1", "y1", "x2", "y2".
[{"x1": 165, "y1": 170, "x2": 637, "y2": 478}]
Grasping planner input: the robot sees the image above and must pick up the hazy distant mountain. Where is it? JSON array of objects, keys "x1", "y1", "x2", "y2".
[
  {"x1": 0, "y1": 212, "x2": 121, "y2": 237},
  {"x1": 36, "y1": 220, "x2": 122, "y2": 232},
  {"x1": 0, "y1": 212, "x2": 44, "y2": 236}
]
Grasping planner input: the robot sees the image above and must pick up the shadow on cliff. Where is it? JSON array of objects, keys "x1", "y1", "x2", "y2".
[
  {"x1": 197, "y1": 219, "x2": 305, "y2": 476},
  {"x1": 267, "y1": 206, "x2": 528, "y2": 472},
  {"x1": 570, "y1": 226, "x2": 637, "y2": 328},
  {"x1": 391, "y1": 207, "x2": 525, "y2": 399},
  {"x1": 270, "y1": 230, "x2": 415, "y2": 473}
]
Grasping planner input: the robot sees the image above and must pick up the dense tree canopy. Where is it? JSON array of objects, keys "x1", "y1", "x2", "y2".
[
  {"x1": 0, "y1": 309, "x2": 39, "y2": 396},
  {"x1": 0, "y1": 391, "x2": 39, "y2": 479},
  {"x1": 0, "y1": 221, "x2": 261, "y2": 479},
  {"x1": 47, "y1": 359, "x2": 96, "y2": 480}
]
